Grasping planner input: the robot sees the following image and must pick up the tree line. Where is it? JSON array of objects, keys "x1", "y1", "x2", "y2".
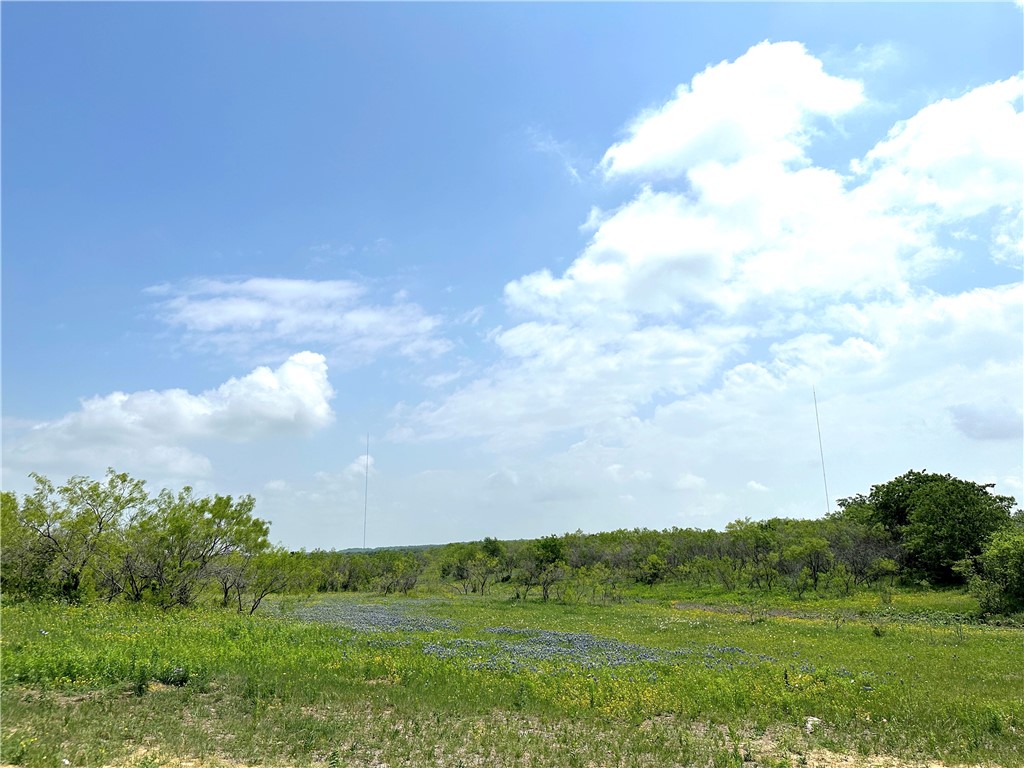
[
  {"x1": 3, "y1": 469, "x2": 1022, "y2": 615},
  {"x1": 1, "y1": 471, "x2": 296, "y2": 613}
]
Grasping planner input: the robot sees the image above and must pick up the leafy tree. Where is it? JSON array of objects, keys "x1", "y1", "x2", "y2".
[
  {"x1": 781, "y1": 536, "x2": 832, "y2": 595},
  {"x1": 372, "y1": 550, "x2": 424, "y2": 595},
  {"x1": 481, "y1": 536, "x2": 505, "y2": 560},
  {"x1": 1, "y1": 491, "x2": 55, "y2": 600},
  {"x1": 824, "y1": 517, "x2": 898, "y2": 587},
  {"x1": 571, "y1": 562, "x2": 618, "y2": 604},
  {"x1": 962, "y1": 523, "x2": 1024, "y2": 614},
  {"x1": 836, "y1": 470, "x2": 1017, "y2": 584},
  {"x1": 726, "y1": 519, "x2": 780, "y2": 590},
  {"x1": 536, "y1": 561, "x2": 566, "y2": 602},
  {"x1": 638, "y1": 553, "x2": 669, "y2": 585},
  {"x1": 17, "y1": 470, "x2": 149, "y2": 601},
  {"x1": 534, "y1": 534, "x2": 566, "y2": 566},
  {"x1": 439, "y1": 543, "x2": 478, "y2": 595},
  {"x1": 99, "y1": 486, "x2": 269, "y2": 608}
]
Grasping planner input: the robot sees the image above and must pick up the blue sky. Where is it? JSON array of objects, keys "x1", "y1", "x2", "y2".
[{"x1": 3, "y1": 3, "x2": 1022, "y2": 549}]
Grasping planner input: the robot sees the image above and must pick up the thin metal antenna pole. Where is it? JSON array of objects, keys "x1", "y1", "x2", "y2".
[
  {"x1": 813, "y1": 387, "x2": 831, "y2": 516},
  {"x1": 362, "y1": 433, "x2": 370, "y2": 549}
]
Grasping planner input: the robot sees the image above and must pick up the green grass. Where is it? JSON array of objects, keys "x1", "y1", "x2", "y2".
[{"x1": 2, "y1": 594, "x2": 1022, "y2": 767}]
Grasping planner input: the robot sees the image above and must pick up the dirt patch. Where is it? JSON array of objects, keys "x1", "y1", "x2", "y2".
[{"x1": 795, "y1": 749, "x2": 980, "y2": 768}]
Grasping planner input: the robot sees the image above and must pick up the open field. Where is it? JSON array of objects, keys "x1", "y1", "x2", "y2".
[{"x1": 2, "y1": 592, "x2": 1022, "y2": 768}]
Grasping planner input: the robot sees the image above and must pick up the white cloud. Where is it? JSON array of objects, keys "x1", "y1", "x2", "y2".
[
  {"x1": 854, "y1": 75, "x2": 1023, "y2": 222},
  {"x1": 395, "y1": 42, "x2": 1021, "y2": 530},
  {"x1": 504, "y1": 64, "x2": 1020, "y2": 336},
  {"x1": 606, "y1": 464, "x2": 653, "y2": 484},
  {"x1": 818, "y1": 284, "x2": 1023, "y2": 373},
  {"x1": 991, "y1": 208, "x2": 1023, "y2": 267},
  {"x1": 151, "y1": 277, "x2": 450, "y2": 364},
  {"x1": 601, "y1": 40, "x2": 864, "y2": 178},
  {"x1": 343, "y1": 454, "x2": 375, "y2": 481},
  {"x1": 507, "y1": 160, "x2": 924, "y2": 320},
  {"x1": 397, "y1": 321, "x2": 748, "y2": 448},
  {"x1": 4, "y1": 352, "x2": 334, "y2": 482}
]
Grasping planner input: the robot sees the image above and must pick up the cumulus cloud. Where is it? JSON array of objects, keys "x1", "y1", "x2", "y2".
[
  {"x1": 398, "y1": 39, "x2": 1022, "y2": 511},
  {"x1": 512, "y1": 68, "x2": 1022, "y2": 324},
  {"x1": 854, "y1": 76, "x2": 1023, "y2": 222},
  {"x1": 151, "y1": 277, "x2": 450, "y2": 364},
  {"x1": 506, "y1": 161, "x2": 922, "y2": 319},
  {"x1": 601, "y1": 40, "x2": 864, "y2": 178},
  {"x1": 4, "y1": 352, "x2": 335, "y2": 481}
]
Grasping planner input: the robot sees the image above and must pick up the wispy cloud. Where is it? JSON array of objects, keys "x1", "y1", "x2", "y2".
[
  {"x1": 528, "y1": 126, "x2": 584, "y2": 183},
  {"x1": 149, "y1": 277, "x2": 451, "y2": 365}
]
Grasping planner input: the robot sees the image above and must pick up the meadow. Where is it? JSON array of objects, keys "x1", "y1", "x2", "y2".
[{"x1": 2, "y1": 589, "x2": 1022, "y2": 768}]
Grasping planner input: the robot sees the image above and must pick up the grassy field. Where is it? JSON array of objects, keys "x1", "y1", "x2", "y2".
[{"x1": 1, "y1": 590, "x2": 1022, "y2": 767}]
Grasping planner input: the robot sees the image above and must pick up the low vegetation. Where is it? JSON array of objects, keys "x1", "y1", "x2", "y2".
[{"x1": 1, "y1": 468, "x2": 1022, "y2": 766}]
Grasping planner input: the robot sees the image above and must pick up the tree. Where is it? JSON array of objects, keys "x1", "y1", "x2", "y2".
[
  {"x1": 781, "y1": 537, "x2": 832, "y2": 596},
  {"x1": 221, "y1": 547, "x2": 298, "y2": 615},
  {"x1": 638, "y1": 553, "x2": 669, "y2": 585},
  {"x1": 481, "y1": 536, "x2": 505, "y2": 560},
  {"x1": 725, "y1": 519, "x2": 780, "y2": 590},
  {"x1": 1, "y1": 491, "x2": 55, "y2": 600},
  {"x1": 372, "y1": 550, "x2": 424, "y2": 596},
  {"x1": 824, "y1": 518, "x2": 898, "y2": 587},
  {"x1": 112, "y1": 487, "x2": 269, "y2": 608},
  {"x1": 511, "y1": 537, "x2": 567, "y2": 601},
  {"x1": 17, "y1": 470, "x2": 149, "y2": 602},
  {"x1": 962, "y1": 523, "x2": 1024, "y2": 614},
  {"x1": 836, "y1": 471, "x2": 1017, "y2": 584},
  {"x1": 534, "y1": 534, "x2": 566, "y2": 566},
  {"x1": 439, "y1": 543, "x2": 478, "y2": 595}
]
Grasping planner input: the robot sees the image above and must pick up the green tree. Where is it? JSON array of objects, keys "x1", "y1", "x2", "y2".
[
  {"x1": 117, "y1": 487, "x2": 269, "y2": 608},
  {"x1": 534, "y1": 534, "x2": 566, "y2": 566},
  {"x1": 1, "y1": 491, "x2": 55, "y2": 600},
  {"x1": 371, "y1": 550, "x2": 424, "y2": 595},
  {"x1": 17, "y1": 470, "x2": 149, "y2": 602},
  {"x1": 638, "y1": 553, "x2": 669, "y2": 585},
  {"x1": 439, "y1": 543, "x2": 479, "y2": 595},
  {"x1": 963, "y1": 523, "x2": 1024, "y2": 614},
  {"x1": 781, "y1": 536, "x2": 832, "y2": 595},
  {"x1": 222, "y1": 546, "x2": 299, "y2": 614},
  {"x1": 837, "y1": 470, "x2": 1017, "y2": 584}
]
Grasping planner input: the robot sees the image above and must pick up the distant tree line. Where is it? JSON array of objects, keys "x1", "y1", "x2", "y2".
[
  {"x1": 300, "y1": 470, "x2": 1023, "y2": 614},
  {"x1": 2, "y1": 469, "x2": 1021, "y2": 616}
]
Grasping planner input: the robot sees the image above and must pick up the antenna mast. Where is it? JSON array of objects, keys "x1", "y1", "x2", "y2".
[
  {"x1": 813, "y1": 387, "x2": 831, "y2": 516},
  {"x1": 362, "y1": 433, "x2": 370, "y2": 549}
]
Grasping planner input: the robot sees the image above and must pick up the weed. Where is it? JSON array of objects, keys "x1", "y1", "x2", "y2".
[
  {"x1": 132, "y1": 668, "x2": 149, "y2": 696},
  {"x1": 1, "y1": 595, "x2": 1021, "y2": 767}
]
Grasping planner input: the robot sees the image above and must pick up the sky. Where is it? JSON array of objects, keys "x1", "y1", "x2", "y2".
[{"x1": 2, "y1": 2, "x2": 1022, "y2": 550}]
